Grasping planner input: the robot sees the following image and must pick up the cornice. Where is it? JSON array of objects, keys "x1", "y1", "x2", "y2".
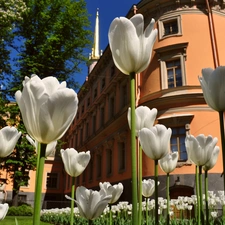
[{"x1": 129, "y1": 0, "x2": 225, "y2": 20}]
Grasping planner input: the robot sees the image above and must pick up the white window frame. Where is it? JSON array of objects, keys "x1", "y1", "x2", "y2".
[
  {"x1": 155, "y1": 42, "x2": 188, "y2": 90},
  {"x1": 158, "y1": 15, "x2": 182, "y2": 40}
]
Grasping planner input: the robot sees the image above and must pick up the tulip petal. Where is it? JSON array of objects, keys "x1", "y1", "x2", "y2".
[{"x1": 0, "y1": 127, "x2": 21, "y2": 158}]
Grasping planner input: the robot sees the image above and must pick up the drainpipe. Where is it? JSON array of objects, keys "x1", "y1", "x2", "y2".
[{"x1": 205, "y1": 0, "x2": 220, "y2": 68}]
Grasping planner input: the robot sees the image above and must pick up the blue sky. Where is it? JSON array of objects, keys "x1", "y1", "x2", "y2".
[{"x1": 77, "y1": 0, "x2": 138, "y2": 86}]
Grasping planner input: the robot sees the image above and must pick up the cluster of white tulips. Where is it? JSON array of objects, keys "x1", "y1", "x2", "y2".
[{"x1": 40, "y1": 190, "x2": 225, "y2": 224}]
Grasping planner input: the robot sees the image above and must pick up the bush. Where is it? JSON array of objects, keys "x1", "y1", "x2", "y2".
[{"x1": 7, "y1": 204, "x2": 33, "y2": 216}]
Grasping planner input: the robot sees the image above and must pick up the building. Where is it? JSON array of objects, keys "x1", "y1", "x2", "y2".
[
  {"x1": 1, "y1": 0, "x2": 225, "y2": 207},
  {"x1": 63, "y1": 0, "x2": 225, "y2": 201}
]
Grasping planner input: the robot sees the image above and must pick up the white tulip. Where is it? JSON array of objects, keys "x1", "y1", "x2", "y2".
[
  {"x1": 0, "y1": 126, "x2": 21, "y2": 158},
  {"x1": 66, "y1": 186, "x2": 112, "y2": 220},
  {"x1": 0, "y1": 203, "x2": 9, "y2": 221},
  {"x1": 60, "y1": 148, "x2": 90, "y2": 177},
  {"x1": 15, "y1": 75, "x2": 78, "y2": 144},
  {"x1": 127, "y1": 106, "x2": 157, "y2": 136},
  {"x1": 142, "y1": 179, "x2": 159, "y2": 198},
  {"x1": 159, "y1": 152, "x2": 178, "y2": 174},
  {"x1": 108, "y1": 14, "x2": 157, "y2": 75},
  {"x1": 26, "y1": 135, "x2": 57, "y2": 157},
  {"x1": 99, "y1": 182, "x2": 124, "y2": 204},
  {"x1": 139, "y1": 125, "x2": 172, "y2": 160},
  {"x1": 185, "y1": 134, "x2": 218, "y2": 166},
  {"x1": 199, "y1": 66, "x2": 225, "y2": 112},
  {"x1": 203, "y1": 146, "x2": 220, "y2": 171}
]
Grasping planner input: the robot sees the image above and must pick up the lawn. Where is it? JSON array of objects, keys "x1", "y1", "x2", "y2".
[{"x1": 4, "y1": 216, "x2": 52, "y2": 225}]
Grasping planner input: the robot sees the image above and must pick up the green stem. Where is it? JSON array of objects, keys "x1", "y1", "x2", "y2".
[
  {"x1": 199, "y1": 166, "x2": 204, "y2": 225},
  {"x1": 138, "y1": 144, "x2": 143, "y2": 225},
  {"x1": 130, "y1": 72, "x2": 138, "y2": 225},
  {"x1": 35, "y1": 142, "x2": 41, "y2": 184},
  {"x1": 154, "y1": 160, "x2": 159, "y2": 225},
  {"x1": 33, "y1": 143, "x2": 47, "y2": 225},
  {"x1": 166, "y1": 173, "x2": 170, "y2": 225},
  {"x1": 219, "y1": 111, "x2": 225, "y2": 190},
  {"x1": 196, "y1": 166, "x2": 201, "y2": 225},
  {"x1": 70, "y1": 177, "x2": 75, "y2": 225},
  {"x1": 109, "y1": 204, "x2": 112, "y2": 225},
  {"x1": 205, "y1": 170, "x2": 209, "y2": 225},
  {"x1": 145, "y1": 198, "x2": 148, "y2": 225},
  {"x1": 88, "y1": 219, "x2": 93, "y2": 225}
]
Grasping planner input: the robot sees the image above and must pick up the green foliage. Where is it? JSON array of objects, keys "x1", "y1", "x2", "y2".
[
  {"x1": 1, "y1": 102, "x2": 37, "y2": 205},
  {"x1": 7, "y1": 204, "x2": 33, "y2": 216},
  {"x1": 10, "y1": 0, "x2": 91, "y2": 93}
]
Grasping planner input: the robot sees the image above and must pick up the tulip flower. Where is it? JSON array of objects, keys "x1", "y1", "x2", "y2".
[
  {"x1": 15, "y1": 75, "x2": 78, "y2": 144},
  {"x1": 142, "y1": 179, "x2": 158, "y2": 198},
  {"x1": 159, "y1": 152, "x2": 178, "y2": 174},
  {"x1": 199, "y1": 67, "x2": 225, "y2": 112},
  {"x1": 139, "y1": 125, "x2": 172, "y2": 160},
  {"x1": 99, "y1": 182, "x2": 124, "y2": 204},
  {"x1": 26, "y1": 135, "x2": 57, "y2": 157},
  {"x1": 0, "y1": 203, "x2": 9, "y2": 221},
  {"x1": 127, "y1": 106, "x2": 157, "y2": 136},
  {"x1": 0, "y1": 126, "x2": 21, "y2": 158},
  {"x1": 185, "y1": 134, "x2": 218, "y2": 167},
  {"x1": 203, "y1": 146, "x2": 220, "y2": 171},
  {"x1": 66, "y1": 186, "x2": 112, "y2": 220},
  {"x1": 108, "y1": 14, "x2": 157, "y2": 75},
  {"x1": 60, "y1": 148, "x2": 90, "y2": 177},
  {"x1": 159, "y1": 152, "x2": 178, "y2": 225}
]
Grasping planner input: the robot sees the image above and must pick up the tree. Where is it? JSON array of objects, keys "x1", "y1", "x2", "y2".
[
  {"x1": 10, "y1": 0, "x2": 91, "y2": 93},
  {"x1": 0, "y1": 0, "x2": 91, "y2": 206},
  {"x1": 2, "y1": 103, "x2": 36, "y2": 206},
  {"x1": 0, "y1": 0, "x2": 27, "y2": 78}
]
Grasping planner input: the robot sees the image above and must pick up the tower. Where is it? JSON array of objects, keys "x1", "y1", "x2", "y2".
[{"x1": 88, "y1": 8, "x2": 101, "y2": 74}]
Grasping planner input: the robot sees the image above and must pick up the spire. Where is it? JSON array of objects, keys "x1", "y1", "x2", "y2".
[{"x1": 90, "y1": 8, "x2": 100, "y2": 60}]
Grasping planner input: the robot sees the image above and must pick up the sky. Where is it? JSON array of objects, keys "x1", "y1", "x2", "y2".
[{"x1": 77, "y1": 0, "x2": 138, "y2": 86}]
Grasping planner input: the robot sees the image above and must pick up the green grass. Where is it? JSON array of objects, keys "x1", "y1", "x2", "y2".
[{"x1": 4, "y1": 216, "x2": 52, "y2": 225}]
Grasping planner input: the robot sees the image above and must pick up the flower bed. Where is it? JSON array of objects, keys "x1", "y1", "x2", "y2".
[{"x1": 40, "y1": 192, "x2": 225, "y2": 225}]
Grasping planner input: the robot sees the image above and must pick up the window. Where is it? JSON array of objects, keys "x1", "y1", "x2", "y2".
[
  {"x1": 106, "y1": 149, "x2": 113, "y2": 176},
  {"x1": 120, "y1": 84, "x2": 128, "y2": 108},
  {"x1": 96, "y1": 154, "x2": 102, "y2": 178},
  {"x1": 158, "y1": 114, "x2": 194, "y2": 164},
  {"x1": 18, "y1": 195, "x2": 27, "y2": 203},
  {"x1": 166, "y1": 59, "x2": 182, "y2": 88},
  {"x1": 94, "y1": 88, "x2": 97, "y2": 98},
  {"x1": 171, "y1": 127, "x2": 187, "y2": 161},
  {"x1": 89, "y1": 158, "x2": 93, "y2": 181},
  {"x1": 46, "y1": 173, "x2": 58, "y2": 189},
  {"x1": 101, "y1": 78, "x2": 105, "y2": 89},
  {"x1": 109, "y1": 96, "x2": 115, "y2": 119},
  {"x1": 158, "y1": 15, "x2": 182, "y2": 40},
  {"x1": 76, "y1": 176, "x2": 80, "y2": 186},
  {"x1": 67, "y1": 175, "x2": 71, "y2": 189},
  {"x1": 164, "y1": 20, "x2": 178, "y2": 36},
  {"x1": 82, "y1": 170, "x2": 86, "y2": 183},
  {"x1": 92, "y1": 114, "x2": 96, "y2": 133},
  {"x1": 118, "y1": 142, "x2": 126, "y2": 172},
  {"x1": 86, "y1": 122, "x2": 89, "y2": 138},
  {"x1": 100, "y1": 106, "x2": 105, "y2": 127},
  {"x1": 87, "y1": 97, "x2": 90, "y2": 107},
  {"x1": 111, "y1": 66, "x2": 115, "y2": 78},
  {"x1": 80, "y1": 127, "x2": 83, "y2": 144},
  {"x1": 155, "y1": 42, "x2": 188, "y2": 89}
]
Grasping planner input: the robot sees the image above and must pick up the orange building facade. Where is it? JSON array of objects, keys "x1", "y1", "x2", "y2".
[
  {"x1": 63, "y1": 0, "x2": 225, "y2": 201},
  {"x1": 1, "y1": 0, "x2": 225, "y2": 207}
]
